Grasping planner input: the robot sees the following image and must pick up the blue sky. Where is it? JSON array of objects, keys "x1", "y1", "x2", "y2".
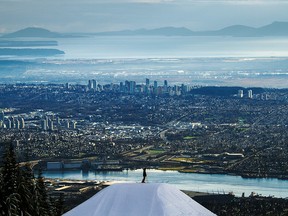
[{"x1": 1, "y1": 0, "x2": 288, "y2": 33}]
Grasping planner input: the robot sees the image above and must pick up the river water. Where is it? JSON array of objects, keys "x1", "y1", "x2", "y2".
[{"x1": 43, "y1": 169, "x2": 288, "y2": 198}]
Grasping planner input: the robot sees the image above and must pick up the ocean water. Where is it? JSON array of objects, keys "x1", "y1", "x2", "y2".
[
  {"x1": 1, "y1": 36, "x2": 288, "y2": 87},
  {"x1": 57, "y1": 36, "x2": 288, "y2": 59}
]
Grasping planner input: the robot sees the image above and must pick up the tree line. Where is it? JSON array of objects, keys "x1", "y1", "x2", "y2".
[{"x1": 0, "y1": 142, "x2": 63, "y2": 216}]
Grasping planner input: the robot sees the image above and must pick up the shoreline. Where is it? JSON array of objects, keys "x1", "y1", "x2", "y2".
[
  {"x1": 37, "y1": 166, "x2": 288, "y2": 181},
  {"x1": 40, "y1": 166, "x2": 288, "y2": 198}
]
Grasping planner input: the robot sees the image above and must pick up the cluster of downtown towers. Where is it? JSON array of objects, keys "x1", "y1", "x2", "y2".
[
  {"x1": 0, "y1": 78, "x2": 191, "y2": 132},
  {"x1": 87, "y1": 78, "x2": 190, "y2": 95}
]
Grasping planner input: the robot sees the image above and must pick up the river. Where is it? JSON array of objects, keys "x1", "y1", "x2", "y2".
[{"x1": 43, "y1": 169, "x2": 288, "y2": 198}]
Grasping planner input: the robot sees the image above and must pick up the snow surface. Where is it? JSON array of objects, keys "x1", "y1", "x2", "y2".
[{"x1": 63, "y1": 183, "x2": 216, "y2": 216}]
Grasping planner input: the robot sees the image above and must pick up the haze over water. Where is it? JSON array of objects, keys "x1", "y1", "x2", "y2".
[
  {"x1": 58, "y1": 36, "x2": 288, "y2": 59},
  {"x1": 1, "y1": 36, "x2": 288, "y2": 88}
]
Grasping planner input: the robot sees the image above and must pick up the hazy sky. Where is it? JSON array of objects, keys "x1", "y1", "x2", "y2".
[{"x1": 1, "y1": 0, "x2": 288, "y2": 33}]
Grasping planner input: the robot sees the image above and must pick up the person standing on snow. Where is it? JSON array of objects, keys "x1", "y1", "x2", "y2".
[{"x1": 141, "y1": 168, "x2": 147, "y2": 183}]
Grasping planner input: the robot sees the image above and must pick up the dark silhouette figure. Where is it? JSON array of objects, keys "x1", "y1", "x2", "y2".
[{"x1": 141, "y1": 168, "x2": 147, "y2": 183}]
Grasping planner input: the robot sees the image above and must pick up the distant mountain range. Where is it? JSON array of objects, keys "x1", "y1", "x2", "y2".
[
  {"x1": 1, "y1": 27, "x2": 78, "y2": 38},
  {"x1": 0, "y1": 48, "x2": 64, "y2": 56},
  {"x1": 2, "y1": 21, "x2": 288, "y2": 38},
  {"x1": 95, "y1": 21, "x2": 288, "y2": 37}
]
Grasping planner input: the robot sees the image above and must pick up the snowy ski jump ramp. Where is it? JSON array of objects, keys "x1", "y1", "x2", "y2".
[{"x1": 63, "y1": 183, "x2": 216, "y2": 216}]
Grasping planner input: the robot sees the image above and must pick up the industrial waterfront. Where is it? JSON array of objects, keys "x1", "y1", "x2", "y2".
[{"x1": 43, "y1": 169, "x2": 288, "y2": 198}]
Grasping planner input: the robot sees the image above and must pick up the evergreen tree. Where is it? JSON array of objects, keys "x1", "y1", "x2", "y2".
[
  {"x1": 17, "y1": 163, "x2": 35, "y2": 215},
  {"x1": 54, "y1": 193, "x2": 64, "y2": 216},
  {"x1": 5, "y1": 193, "x2": 21, "y2": 216},
  {"x1": 0, "y1": 142, "x2": 20, "y2": 215},
  {"x1": 1, "y1": 142, "x2": 19, "y2": 198},
  {"x1": 0, "y1": 142, "x2": 61, "y2": 216},
  {"x1": 35, "y1": 169, "x2": 51, "y2": 216},
  {"x1": 0, "y1": 171, "x2": 5, "y2": 215}
]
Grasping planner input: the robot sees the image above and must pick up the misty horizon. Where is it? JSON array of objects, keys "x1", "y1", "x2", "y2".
[
  {"x1": 1, "y1": 20, "x2": 288, "y2": 35},
  {"x1": 1, "y1": 0, "x2": 288, "y2": 33}
]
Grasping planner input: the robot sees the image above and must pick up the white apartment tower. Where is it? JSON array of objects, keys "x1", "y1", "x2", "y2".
[
  {"x1": 41, "y1": 119, "x2": 47, "y2": 131},
  {"x1": 0, "y1": 111, "x2": 4, "y2": 121},
  {"x1": 20, "y1": 118, "x2": 25, "y2": 129},
  {"x1": 248, "y1": 90, "x2": 253, "y2": 99},
  {"x1": 238, "y1": 90, "x2": 244, "y2": 98},
  {"x1": 48, "y1": 119, "x2": 54, "y2": 131}
]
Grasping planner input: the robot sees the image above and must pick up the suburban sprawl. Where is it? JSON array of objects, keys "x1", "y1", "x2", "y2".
[{"x1": 0, "y1": 79, "x2": 288, "y2": 180}]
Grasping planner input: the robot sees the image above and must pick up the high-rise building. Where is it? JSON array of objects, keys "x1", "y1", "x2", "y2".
[
  {"x1": 238, "y1": 90, "x2": 244, "y2": 98},
  {"x1": 88, "y1": 80, "x2": 92, "y2": 90},
  {"x1": 48, "y1": 119, "x2": 54, "y2": 131},
  {"x1": 97, "y1": 84, "x2": 103, "y2": 91},
  {"x1": 154, "y1": 81, "x2": 158, "y2": 89},
  {"x1": 119, "y1": 82, "x2": 124, "y2": 92},
  {"x1": 65, "y1": 82, "x2": 70, "y2": 89},
  {"x1": 163, "y1": 80, "x2": 168, "y2": 93},
  {"x1": 164, "y1": 80, "x2": 168, "y2": 87},
  {"x1": 129, "y1": 81, "x2": 136, "y2": 94},
  {"x1": 181, "y1": 84, "x2": 188, "y2": 94},
  {"x1": 124, "y1": 80, "x2": 130, "y2": 93},
  {"x1": 0, "y1": 111, "x2": 4, "y2": 121},
  {"x1": 14, "y1": 119, "x2": 20, "y2": 129},
  {"x1": 146, "y1": 78, "x2": 150, "y2": 86},
  {"x1": 11, "y1": 117, "x2": 16, "y2": 128},
  {"x1": 248, "y1": 90, "x2": 253, "y2": 99},
  {"x1": 92, "y1": 79, "x2": 97, "y2": 90},
  {"x1": 45, "y1": 116, "x2": 50, "y2": 129},
  {"x1": 66, "y1": 120, "x2": 70, "y2": 129},
  {"x1": 153, "y1": 81, "x2": 158, "y2": 95},
  {"x1": 20, "y1": 118, "x2": 25, "y2": 129},
  {"x1": 57, "y1": 117, "x2": 61, "y2": 125},
  {"x1": 41, "y1": 119, "x2": 47, "y2": 131},
  {"x1": 144, "y1": 85, "x2": 148, "y2": 94},
  {"x1": 72, "y1": 121, "x2": 77, "y2": 129},
  {"x1": 7, "y1": 119, "x2": 12, "y2": 129}
]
